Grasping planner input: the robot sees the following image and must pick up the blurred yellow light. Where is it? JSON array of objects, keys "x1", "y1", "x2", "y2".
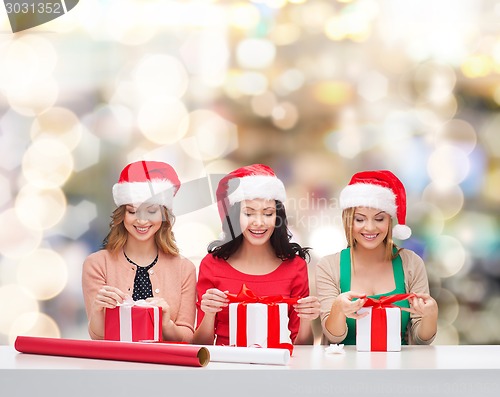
[
  {"x1": 0, "y1": 174, "x2": 11, "y2": 208},
  {"x1": 0, "y1": 36, "x2": 58, "y2": 116},
  {"x1": 308, "y1": 225, "x2": 346, "y2": 259},
  {"x1": 272, "y1": 102, "x2": 299, "y2": 130},
  {"x1": 406, "y1": 202, "x2": 445, "y2": 237},
  {"x1": 313, "y1": 81, "x2": 353, "y2": 105},
  {"x1": 31, "y1": 107, "x2": 83, "y2": 151},
  {"x1": 481, "y1": 114, "x2": 500, "y2": 157},
  {"x1": 494, "y1": 85, "x2": 500, "y2": 105},
  {"x1": 427, "y1": 145, "x2": 469, "y2": 188},
  {"x1": 461, "y1": 55, "x2": 493, "y2": 78},
  {"x1": 414, "y1": 61, "x2": 457, "y2": 101},
  {"x1": 431, "y1": 235, "x2": 466, "y2": 278},
  {"x1": 358, "y1": 71, "x2": 388, "y2": 102},
  {"x1": 179, "y1": 30, "x2": 229, "y2": 86},
  {"x1": 17, "y1": 249, "x2": 68, "y2": 300},
  {"x1": 483, "y1": 168, "x2": 500, "y2": 203},
  {"x1": 236, "y1": 39, "x2": 276, "y2": 69},
  {"x1": 269, "y1": 23, "x2": 302, "y2": 45},
  {"x1": 105, "y1": 0, "x2": 156, "y2": 45},
  {"x1": 0, "y1": 284, "x2": 39, "y2": 335},
  {"x1": 275, "y1": 69, "x2": 305, "y2": 94},
  {"x1": 325, "y1": 9, "x2": 372, "y2": 42},
  {"x1": 261, "y1": 0, "x2": 287, "y2": 8},
  {"x1": 229, "y1": 3, "x2": 260, "y2": 30},
  {"x1": 8, "y1": 77, "x2": 59, "y2": 117},
  {"x1": 416, "y1": 95, "x2": 457, "y2": 122},
  {"x1": 22, "y1": 138, "x2": 74, "y2": 189},
  {"x1": 203, "y1": 159, "x2": 239, "y2": 176},
  {"x1": 433, "y1": 324, "x2": 460, "y2": 345},
  {"x1": 137, "y1": 96, "x2": 189, "y2": 144},
  {"x1": 15, "y1": 185, "x2": 67, "y2": 231},
  {"x1": 234, "y1": 71, "x2": 269, "y2": 96},
  {"x1": 133, "y1": 54, "x2": 188, "y2": 99},
  {"x1": 324, "y1": 16, "x2": 347, "y2": 41},
  {"x1": 175, "y1": 221, "x2": 217, "y2": 260},
  {"x1": 434, "y1": 119, "x2": 477, "y2": 154},
  {"x1": 348, "y1": 28, "x2": 372, "y2": 43},
  {"x1": 81, "y1": 104, "x2": 134, "y2": 148},
  {"x1": 9, "y1": 312, "x2": 61, "y2": 344},
  {"x1": 181, "y1": 110, "x2": 238, "y2": 161},
  {"x1": 0, "y1": 39, "x2": 38, "y2": 95},
  {"x1": 422, "y1": 183, "x2": 464, "y2": 220},
  {"x1": 0, "y1": 209, "x2": 42, "y2": 259},
  {"x1": 251, "y1": 91, "x2": 277, "y2": 117},
  {"x1": 435, "y1": 288, "x2": 459, "y2": 326}
]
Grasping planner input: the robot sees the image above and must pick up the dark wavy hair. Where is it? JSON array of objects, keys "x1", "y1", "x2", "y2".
[{"x1": 208, "y1": 200, "x2": 310, "y2": 261}]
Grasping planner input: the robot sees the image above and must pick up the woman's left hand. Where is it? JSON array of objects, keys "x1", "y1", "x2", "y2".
[
  {"x1": 146, "y1": 297, "x2": 172, "y2": 324},
  {"x1": 405, "y1": 293, "x2": 438, "y2": 319},
  {"x1": 294, "y1": 296, "x2": 320, "y2": 321}
]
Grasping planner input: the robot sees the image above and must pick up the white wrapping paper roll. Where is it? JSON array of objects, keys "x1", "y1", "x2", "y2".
[
  {"x1": 159, "y1": 344, "x2": 290, "y2": 365},
  {"x1": 202, "y1": 345, "x2": 290, "y2": 365}
]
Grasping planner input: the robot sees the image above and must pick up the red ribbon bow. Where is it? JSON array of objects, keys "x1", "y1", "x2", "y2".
[
  {"x1": 362, "y1": 293, "x2": 415, "y2": 309},
  {"x1": 360, "y1": 293, "x2": 415, "y2": 351},
  {"x1": 228, "y1": 284, "x2": 297, "y2": 354},
  {"x1": 226, "y1": 284, "x2": 299, "y2": 306}
]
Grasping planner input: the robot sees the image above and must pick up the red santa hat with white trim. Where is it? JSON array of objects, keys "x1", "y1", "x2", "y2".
[
  {"x1": 339, "y1": 170, "x2": 412, "y2": 240},
  {"x1": 216, "y1": 164, "x2": 286, "y2": 220},
  {"x1": 112, "y1": 160, "x2": 180, "y2": 210}
]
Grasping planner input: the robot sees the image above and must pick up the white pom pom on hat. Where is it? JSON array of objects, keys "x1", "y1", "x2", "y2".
[
  {"x1": 339, "y1": 170, "x2": 412, "y2": 240},
  {"x1": 215, "y1": 164, "x2": 286, "y2": 221},
  {"x1": 112, "y1": 160, "x2": 180, "y2": 210}
]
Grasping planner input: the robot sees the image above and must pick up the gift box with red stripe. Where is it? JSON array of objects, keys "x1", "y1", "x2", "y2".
[
  {"x1": 227, "y1": 284, "x2": 296, "y2": 352},
  {"x1": 356, "y1": 294, "x2": 414, "y2": 352},
  {"x1": 105, "y1": 299, "x2": 162, "y2": 342}
]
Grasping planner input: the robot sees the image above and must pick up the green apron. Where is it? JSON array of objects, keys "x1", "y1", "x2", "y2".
[{"x1": 339, "y1": 248, "x2": 410, "y2": 345}]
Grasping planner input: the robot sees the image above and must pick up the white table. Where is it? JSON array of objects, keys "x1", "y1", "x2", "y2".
[{"x1": 1, "y1": 345, "x2": 499, "y2": 396}]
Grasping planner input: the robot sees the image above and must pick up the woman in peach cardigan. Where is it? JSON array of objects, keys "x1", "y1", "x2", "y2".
[{"x1": 82, "y1": 160, "x2": 196, "y2": 342}]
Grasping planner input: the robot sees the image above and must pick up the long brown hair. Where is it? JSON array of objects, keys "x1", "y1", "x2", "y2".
[
  {"x1": 342, "y1": 207, "x2": 400, "y2": 261},
  {"x1": 102, "y1": 205, "x2": 179, "y2": 256}
]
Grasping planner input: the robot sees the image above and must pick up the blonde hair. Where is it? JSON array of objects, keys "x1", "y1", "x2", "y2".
[
  {"x1": 341, "y1": 207, "x2": 400, "y2": 261},
  {"x1": 103, "y1": 205, "x2": 179, "y2": 256}
]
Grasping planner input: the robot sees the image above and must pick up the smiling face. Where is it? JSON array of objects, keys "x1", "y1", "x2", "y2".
[
  {"x1": 124, "y1": 203, "x2": 163, "y2": 243},
  {"x1": 352, "y1": 206, "x2": 391, "y2": 250},
  {"x1": 239, "y1": 199, "x2": 277, "y2": 247}
]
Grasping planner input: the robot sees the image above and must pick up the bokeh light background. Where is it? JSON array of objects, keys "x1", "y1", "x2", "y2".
[{"x1": 1, "y1": 0, "x2": 500, "y2": 345}]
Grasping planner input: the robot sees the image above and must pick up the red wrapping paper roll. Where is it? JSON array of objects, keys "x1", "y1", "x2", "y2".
[{"x1": 14, "y1": 336, "x2": 210, "y2": 367}]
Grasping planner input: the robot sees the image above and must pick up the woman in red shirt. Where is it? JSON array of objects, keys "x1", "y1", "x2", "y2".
[{"x1": 194, "y1": 164, "x2": 319, "y2": 346}]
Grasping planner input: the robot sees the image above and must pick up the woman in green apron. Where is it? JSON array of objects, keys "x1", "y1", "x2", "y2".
[{"x1": 315, "y1": 170, "x2": 438, "y2": 345}]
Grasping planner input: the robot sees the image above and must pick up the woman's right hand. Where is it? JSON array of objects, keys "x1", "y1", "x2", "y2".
[
  {"x1": 336, "y1": 291, "x2": 368, "y2": 319},
  {"x1": 200, "y1": 288, "x2": 229, "y2": 314},
  {"x1": 94, "y1": 286, "x2": 128, "y2": 310}
]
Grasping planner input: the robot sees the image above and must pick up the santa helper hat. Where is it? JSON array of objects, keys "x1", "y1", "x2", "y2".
[
  {"x1": 216, "y1": 164, "x2": 287, "y2": 220},
  {"x1": 112, "y1": 160, "x2": 181, "y2": 210},
  {"x1": 339, "y1": 170, "x2": 412, "y2": 240}
]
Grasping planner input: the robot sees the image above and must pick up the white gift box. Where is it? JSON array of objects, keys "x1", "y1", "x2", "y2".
[
  {"x1": 356, "y1": 306, "x2": 402, "y2": 352},
  {"x1": 229, "y1": 302, "x2": 291, "y2": 348}
]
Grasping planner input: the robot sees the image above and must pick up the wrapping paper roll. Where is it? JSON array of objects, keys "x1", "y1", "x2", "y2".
[
  {"x1": 14, "y1": 336, "x2": 209, "y2": 367},
  {"x1": 158, "y1": 343, "x2": 290, "y2": 365},
  {"x1": 206, "y1": 345, "x2": 290, "y2": 365}
]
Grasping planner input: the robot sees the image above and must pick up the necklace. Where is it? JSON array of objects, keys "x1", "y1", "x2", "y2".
[{"x1": 123, "y1": 251, "x2": 159, "y2": 268}]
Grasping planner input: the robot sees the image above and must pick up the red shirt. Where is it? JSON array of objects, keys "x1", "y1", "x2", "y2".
[{"x1": 196, "y1": 253, "x2": 310, "y2": 346}]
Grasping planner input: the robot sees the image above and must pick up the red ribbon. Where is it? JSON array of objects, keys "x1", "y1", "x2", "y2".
[
  {"x1": 361, "y1": 293, "x2": 414, "y2": 351},
  {"x1": 228, "y1": 284, "x2": 298, "y2": 354},
  {"x1": 226, "y1": 284, "x2": 298, "y2": 305}
]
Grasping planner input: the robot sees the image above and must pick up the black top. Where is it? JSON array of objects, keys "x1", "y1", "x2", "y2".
[{"x1": 124, "y1": 252, "x2": 159, "y2": 301}]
